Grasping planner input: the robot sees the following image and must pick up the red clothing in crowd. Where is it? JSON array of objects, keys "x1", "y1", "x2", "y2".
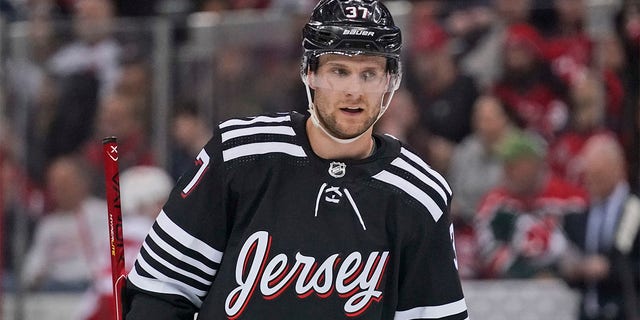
[
  {"x1": 547, "y1": 130, "x2": 616, "y2": 185},
  {"x1": 544, "y1": 35, "x2": 625, "y2": 131},
  {"x1": 473, "y1": 175, "x2": 588, "y2": 278},
  {"x1": 493, "y1": 82, "x2": 568, "y2": 141},
  {"x1": 545, "y1": 33, "x2": 593, "y2": 85}
]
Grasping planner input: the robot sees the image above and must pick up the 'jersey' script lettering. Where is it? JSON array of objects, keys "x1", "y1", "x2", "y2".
[{"x1": 225, "y1": 231, "x2": 389, "y2": 318}]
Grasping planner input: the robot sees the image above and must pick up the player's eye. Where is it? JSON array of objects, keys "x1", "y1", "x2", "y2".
[
  {"x1": 331, "y1": 68, "x2": 349, "y2": 77},
  {"x1": 361, "y1": 71, "x2": 378, "y2": 82}
]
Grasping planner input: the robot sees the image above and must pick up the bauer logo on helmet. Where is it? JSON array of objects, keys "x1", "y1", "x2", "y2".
[{"x1": 342, "y1": 29, "x2": 375, "y2": 37}]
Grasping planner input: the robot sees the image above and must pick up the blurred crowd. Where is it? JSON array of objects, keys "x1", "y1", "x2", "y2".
[{"x1": 0, "y1": 0, "x2": 639, "y2": 319}]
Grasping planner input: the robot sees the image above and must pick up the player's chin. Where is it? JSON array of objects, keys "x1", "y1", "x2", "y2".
[
  {"x1": 322, "y1": 112, "x2": 374, "y2": 139},
  {"x1": 332, "y1": 123, "x2": 371, "y2": 140}
]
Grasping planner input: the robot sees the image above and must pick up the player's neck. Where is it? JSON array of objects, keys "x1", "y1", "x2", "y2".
[{"x1": 306, "y1": 119, "x2": 375, "y2": 160}]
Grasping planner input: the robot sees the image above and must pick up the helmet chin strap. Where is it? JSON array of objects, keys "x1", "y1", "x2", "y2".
[{"x1": 303, "y1": 80, "x2": 396, "y2": 145}]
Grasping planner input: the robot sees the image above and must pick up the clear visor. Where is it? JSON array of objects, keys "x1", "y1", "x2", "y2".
[{"x1": 301, "y1": 51, "x2": 401, "y2": 94}]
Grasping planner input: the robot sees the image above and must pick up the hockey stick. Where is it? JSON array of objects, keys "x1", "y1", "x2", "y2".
[{"x1": 102, "y1": 136, "x2": 126, "y2": 320}]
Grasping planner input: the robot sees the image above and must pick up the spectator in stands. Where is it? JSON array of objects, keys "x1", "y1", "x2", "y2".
[
  {"x1": 542, "y1": 0, "x2": 592, "y2": 85},
  {"x1": 474, "y1": 130, "x2": 587, "y2": 279},
  {"x1": 0, "y1": 119, "x2": 40, "y2": 289},
  {"x1": 78, "y1": 165, "x2": 173, "y2": 320},
  {"x1": 43, "y1": 71, "x2": 100, "y2": 163},
  {"x1": 561, "y1": 135, "x2": 640, "y2": 320},
  {"x1": 492, "y1": 23, "x2": 569, "y2": 142},
  {"x1": 615, "y1": 1, "x2": 640, "y2": 193},
  {"x1": 547, "y1": 70, "x2": 617, "y2": 185},
  {"x1": 449, "y1": 95, "x2": 517, "y2": 223},
  {"x1": 47, "y1": 0, "x2": 121, "y2": 99},
  {"x1": 447, "y1": 95, "x2": 518, "y2": 279},
  {"x1": 22, "y1": 155, "x2": 108, "y2": 292},
  {"x1": 405, "y1": 20, "x2": 479, "y2": 174},
  {"x1": 82, "y1": 92, "x2": 156, "y2": 196},
  {"x1": 169, "y1": 103, "x2": 212, "y2": 180},
  {"x1": 8, "y1": 11, "x2": 64, "y2": 184},
  {"x1": 113, "y1": 56, "x2": 157, "y2": 138},
  {"x1": 444, "y1": 1, "x2": 494, "y2": 59},
  {"x1": 460, "y1": 0, "x2": 534, "y2": 89},
  {"x1": 593, "y1": 33, "x2": 627, "y2": 137},
  {"x1": 251, "y1": 44, "x2": 308, "y2": 115},
  {"x1": 115, "y1": 58, "x2": 152, "y2": 117},
  {"x1": 30, "y1": 0, "x2": 121, "y2": 185},
  {"x1": 374, "y1": 88, "x2": 419, "y2": 143},
  {"x1": 542, "y1": 0, "x2": 627, "y2": 140},
  {"x1": 209, "y1": 45, "x2": 262, "y2": 122}
]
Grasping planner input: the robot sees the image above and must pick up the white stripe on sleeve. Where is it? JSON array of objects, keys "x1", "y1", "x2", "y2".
[
  {"x1": 221, "y1": 126, "x2": 296, "y2": 143},
  {"x1": 156, "y1": 211, "x2": 223, "y2": 264},
  {"x1": 222, "y1": 142, "x2": 306, "y2": 162},
  {"x1": 141, "y1": 241, "x2": 212, "y2": 286},
  {"x1": 128, "y1": 258, "x2": 206, "y2": 307},
  {"x1": 391, "y1": 158, "x2": 449, "y2": 205},
  {"x1": 400, "y1": 148, "x2": 452, "y2": 194},
  {"x1": 219, "y1": 115, "x2": 290, "y2": 128},
  {"x1": 373, "y1": 170, "x2": 444, "y2": 222},
  {"x1": 394, "y1": 298, "x2": 468, "y2": 320},
  {"x1": 148, "y1": 227, "x2": 218, "y2": 276}
]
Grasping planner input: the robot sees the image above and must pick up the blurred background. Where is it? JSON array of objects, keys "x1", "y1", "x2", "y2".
[{"x1": 0, "y1": 0, "x2": 638, "y2": 319}]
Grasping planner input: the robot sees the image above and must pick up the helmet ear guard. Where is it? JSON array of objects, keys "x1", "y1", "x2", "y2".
[{"x1": 303, "y1": 53, "x2": 319, "y2": 74}]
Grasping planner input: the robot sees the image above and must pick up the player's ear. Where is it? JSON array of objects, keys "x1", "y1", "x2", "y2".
[{"x1": 307, "y1": 70, "x2": 317, "y2": 89}]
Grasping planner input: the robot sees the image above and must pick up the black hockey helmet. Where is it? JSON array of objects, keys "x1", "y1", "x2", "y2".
[{"x1": 301, "y1": 0, "x2": 402, "y2": 77}]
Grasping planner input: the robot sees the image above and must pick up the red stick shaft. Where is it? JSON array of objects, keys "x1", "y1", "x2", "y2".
[{"x1": 102, "y1": 137, "x2": 126, "y2": 320}]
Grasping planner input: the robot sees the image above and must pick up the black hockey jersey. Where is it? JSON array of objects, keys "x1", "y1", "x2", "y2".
[{"x1": 125, "y1": 112, "x2": 469, "y2": 320}]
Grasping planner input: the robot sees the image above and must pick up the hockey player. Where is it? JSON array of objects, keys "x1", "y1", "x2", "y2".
[{"x1": 124, "y1": 0, "x2": 469, "y2": 319}]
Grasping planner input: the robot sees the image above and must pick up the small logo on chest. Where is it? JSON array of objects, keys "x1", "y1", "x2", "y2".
[
  {"x1": 315, "y1": 183, "x2": 367, "y2": 230},
  {"x1": 328, "y1": 161, "x2": 346, "y2": 178},
  {"x1": 324, "y1": 186, "x2": 343, "y2": 203}
]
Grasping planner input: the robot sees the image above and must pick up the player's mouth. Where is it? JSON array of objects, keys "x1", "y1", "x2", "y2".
[{"x1": 340, "y1": 107, "x2": 364, "y2": 114}]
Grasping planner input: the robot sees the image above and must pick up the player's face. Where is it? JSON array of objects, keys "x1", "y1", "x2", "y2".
[{"x1": 310, "y1": 54, "x2": 389, "y2": 139}]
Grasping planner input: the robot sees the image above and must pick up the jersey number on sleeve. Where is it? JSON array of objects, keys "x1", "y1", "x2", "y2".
[
  {"x1": 181, "y1": 148, "x2": 210, "y2": 198},
  {"x1": 450, "y1": 223, "x2": 459, "y2": 270}
]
